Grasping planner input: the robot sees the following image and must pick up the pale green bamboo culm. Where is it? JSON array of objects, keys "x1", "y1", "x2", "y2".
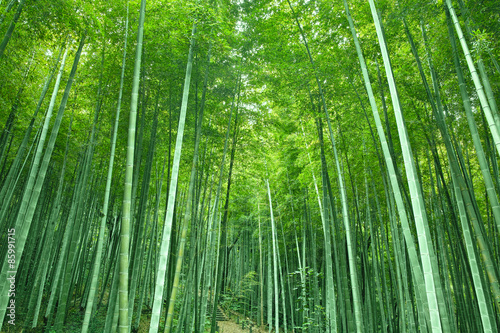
[
  {"x1": 81, "y1": 5, "x2": 129, "y2": 333},
  {"x1": 342, "y1": 1, "x2": 431, "y2": 329},
  {"x1": 287, "y1": 1, "x2": 362, "y2": 330},
  {"x1": 0, "y1": 35, "x2": 84, "y2": 331},
  {"x1": 445, "y1": 0, "x2": 500, "y2": 161},
  {"x1": 120, "y1": 0, "x2": 146, "y2": 332},
  {"x1": 417, "y1": 19, "x2": 500, "y2": 323},
  {"x1": 368, "y1": 1, "x2": 444, "y2": 331},
  {"x1": 207, "y1": 78, "x2": 238, "y2": 333},
  {"x1": 149, "y1": 21, "x2": 197, "y2": 333},
  {"x1": 0, "y1": 42, "x2": 63, "y2": 222},
  {"x1": 265, "y1": 179, "x2": 280, "y2": 333},
  {"x1": 163, "y1": 23, "x2": 198, "y2": 333},
  {"x1": 445, "y1": 0, "x2": 500, "y2": 238},
  {"x1": 317, "y1": 118, "x2": 338, "y2": 333}
]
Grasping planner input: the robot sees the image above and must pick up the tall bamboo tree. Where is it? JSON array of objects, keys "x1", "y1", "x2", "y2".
[
  {"x1": 367, "y1": 1, "x2": 445, "y2": 331},
  {"x1": 149, "y1": 22, "x2": 197, "y2": 333},
  {"x1": 120, "y1": 0, "x2": 146, "y2": 331}
]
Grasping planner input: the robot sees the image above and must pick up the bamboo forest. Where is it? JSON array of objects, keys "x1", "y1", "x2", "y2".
[{"x1": 1, "y1": 0, "x2": 500, "y2": 332}]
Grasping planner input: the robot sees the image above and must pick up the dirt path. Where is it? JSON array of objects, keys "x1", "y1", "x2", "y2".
[{"x1": 217, "y1": 320, "x2": 267, "y2": 333}]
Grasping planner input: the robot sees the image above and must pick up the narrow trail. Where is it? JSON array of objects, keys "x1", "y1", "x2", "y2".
[{"x1": 217, "y1": 320, "x2": 267, "y2": 333}]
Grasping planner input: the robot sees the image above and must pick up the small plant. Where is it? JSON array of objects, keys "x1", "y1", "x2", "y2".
[
  {"x1": 221, "y1": 271, "x2": 259, "y2": 316},
  {"x1": 291, "y1": 266, "x2": 325, "y2": 332}
]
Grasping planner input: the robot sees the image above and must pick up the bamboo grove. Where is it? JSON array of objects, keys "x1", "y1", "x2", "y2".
[{"x1": 0, "y1": 0, "x2": 499, "y2": 332}]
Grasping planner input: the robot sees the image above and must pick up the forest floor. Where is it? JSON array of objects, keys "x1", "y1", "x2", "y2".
[
  {"x1": 18, "y1": 292, "x2": 268, "y2": 333},
  {"x1": 217, "y1": 320, "x2": 267, "y2": 333}
]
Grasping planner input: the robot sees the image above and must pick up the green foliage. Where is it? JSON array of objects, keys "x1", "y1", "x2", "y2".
[
  {"x1": 221, "y1": 271, "x2": 259, "y2": 314},
  {"x1": 291, "y1": 266, "x2": 325, "y2": 332},
  {"x1": 1, "y1": 0, "x2": 500, "y2": 331}
]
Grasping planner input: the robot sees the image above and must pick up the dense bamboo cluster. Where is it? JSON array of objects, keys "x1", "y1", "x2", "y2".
[{"x1": 0, "y1": 0, "x2": 499, "y2": 332}]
